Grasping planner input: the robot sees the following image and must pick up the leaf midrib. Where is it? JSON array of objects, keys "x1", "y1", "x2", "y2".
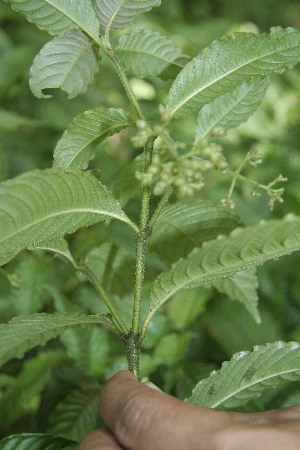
[
  {"x1": 117, "y1": 46, "x2": 184, "y2": 68},
  {"x1": 0, "y1": 207, "x2": 132, "y2": 248},
  {"x1": 209, "y1": 364, "x2": 300, "y2": 408},
  {"x1": 169, "y1": 40, "x2": 299, "y2": 116},
  {"x1": 45, "y1": 0, "x2": 100, "y2": 43},
  {"x1": 149, "y1": 244, "x2": 300, "y2": 310}
]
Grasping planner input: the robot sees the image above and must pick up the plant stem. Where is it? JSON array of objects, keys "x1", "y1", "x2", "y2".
[
  {"x1": 128, "y1": 136, "x2": 155, "y2": 378},
  {"x1": 111, "y1": 53, "x2": 145, "y2": 120},
  {"x1": 148, "y1": 186, "x2": 173, "y2": 230},
  {"x1": 79, "y1": 265, "x2": 128, "y2": 336}
]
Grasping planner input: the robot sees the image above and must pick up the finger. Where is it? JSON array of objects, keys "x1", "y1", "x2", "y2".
[
  {"x1": 99, "y1": 370, "x2": 229, "y2": 450},
  {"x1": 79, "y1": 428, "x2": 123, "y2": 450}
]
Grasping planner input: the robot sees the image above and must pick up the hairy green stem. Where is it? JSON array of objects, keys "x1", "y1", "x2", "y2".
[
  {"x1": 128, "y1": 136, "x2": 156, "y2": 377},
  {"x1": 111, "y1": 53, "x2": 145, "y2": 120},
  {"x1": 79, "y1": 265, "x2": 128, "y2": 335}
]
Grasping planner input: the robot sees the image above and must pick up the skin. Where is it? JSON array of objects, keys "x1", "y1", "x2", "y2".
[{"x1": 79, "y1": 371, "x2": 300, "y2": 450}]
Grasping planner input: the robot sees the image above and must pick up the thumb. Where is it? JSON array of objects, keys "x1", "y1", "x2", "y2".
[{"x1": 99, "y1": 370, "x2": 227, "y2": 450}]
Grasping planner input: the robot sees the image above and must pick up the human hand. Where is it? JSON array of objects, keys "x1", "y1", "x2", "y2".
[{"x1": 79, "y1": 370, "x2": 300, "y2": 450}]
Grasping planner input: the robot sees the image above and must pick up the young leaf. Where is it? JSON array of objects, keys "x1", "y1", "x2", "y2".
[
  {"x1": 48, "y1": 389, "x2": 100, "y2": 442},
  {"x1": 4, "y1": 0, "x2": 100, "y2": 41},
  {"x1": 53, "y1": 108, "x2": 133, "y2": 170},
  {"x1": 213, "y1": 268, "x2": 260, "y2": 324},
  {"x1": 0, "y1": 168, "x2": 137, "y2": 266},
  {"x1": 186, "y1": 341, "x2": 300, "y2": 409},
  {"x1": 146, "y1": 215, "x2": 300, "y2": 326},
  {"x1": 29, "y1": 31, "x2": 99, "y2": 99},
  {"x1": 149, "y1": 200, "x2": 241, "y2": 263},
  {"x1": 116, "y1": 29, "x2": 184, "y2": 78},
  {"x1": 95, "y1": 0, "x2": 161, "y2": 34},
  {"x1": 166, "y1": 27, "x2": 300, "y2": 119},
  {"x1": 195, "y1": 79, "x2": 269, "y2": 141},
  {"x1": 0, "y1": 313, "x2": 119, "y2": 368},
  {"x1": 0, "y1": 434, "x2": 77, "y2": 450}
]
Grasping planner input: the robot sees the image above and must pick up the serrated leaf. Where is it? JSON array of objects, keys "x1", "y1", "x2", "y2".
[
  {"x1": 48, "y1": 389, "x2": 100, "y2": 441},
  {"x1": 4, "y1": 0, "x2": 100, "y2": 40},
  {"x1": 0, "y1": 313, "x2": 118, "y2": 368},
  {"x1": 146, "y1": 215, "x2": 300, "y2": 325},
  {"x1": 0, "y1": 434, "x2": 77, "y2": 450},
  {"x1": 29, "y1": 30, "x2": 98, "y2": 99},
  {"x1": 149, "y1": 200, "x2": 241, "y2": 263},
  {"x1": 213, "y1": 269, "x2": 260, "y2": 323},
  {"x1": 31, "y1": 239, "x2": 77, "y2": 267},
  {"x1": 0, "y1": 168, "x2": 137, "y2": 266},
  {"x1": 53, "y1": 108, "x2": 133, "y2": 169},
  {"x1": 116, "y1": 29, "x2": 184, "y2": 78},
  {"x1": 0, "y1": 351, "x2": 64, "y2": 432},
  {"x1": 95, "y1": 0, "x2": 161, "y2": 34},
  {"x1": 195, "y1": 79, "x2": 269, "y2": 141},
  {"x1": 166, "y1": 27, "x2": 300, "y2": 119},
  {"x1": 186, "y1": 341, "x2": 300, "y2": 409}
]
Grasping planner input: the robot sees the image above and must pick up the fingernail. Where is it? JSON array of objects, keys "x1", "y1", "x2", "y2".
[{"x1": 144, "y1": 381, "x2": 163, "y2": 392}]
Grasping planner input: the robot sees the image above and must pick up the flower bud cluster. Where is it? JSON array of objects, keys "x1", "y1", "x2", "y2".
[
  {"x1": 131, "y1": 120, "x2": 154, "y2": 148},
  {"x1": 136, "y1": 154, "x2": 214, "y2": 198},
  {"x1": 200, "y1": 143, "x2": 228, "y2": 174}
]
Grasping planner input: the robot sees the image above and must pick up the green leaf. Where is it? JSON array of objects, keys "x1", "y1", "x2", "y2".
[
  {"x1": 166, "y1": 27, "x2": 300, "y2": 119},
  {"x1": 48, "y1": 389, "x2": 100, "y2": 442},
  {"x1": 95, "y1": 0, "x2": 161, "y2": 34},
  {"x1": 149, "y1": 200, "x2": 241, "y2": 263},
  {"x1": 112, "y1": 154, "x2": 143, "y2": 207},
  {"x1": 0, "y1": 168, "x2": 137, "y2": 266},
  {"x1": 0, "y1": 351, "x2": 64, "y2": 432},
  {"x1": 0, "y1": 313, "x2": 118, "y2": 368},
  {"x1": 195, "y1": 79, "x2": 269, "y2": 141},
  {"x1": 60, "y1": 326, "x2": 109, "y2": 377},
  {"x1": 0, "y1": 434, "x2": 77, "y2": 450},
  {"x1": 146, "y1": 215, "x2": 300, "y2": 325},
  {"x1": 213, "y1": 268, "x2": 260, "y2": 323},
  {"x1": 116, "y1": 29, "x2": 184, "y2": 78},
  {"x1": 186, "y1": 341, "x2": 300, "y2": 409},
  {"x1": 31, "y1": 239, "x2": 77, "y2": 267},
  {"x1": 53, "y1": 108, "x2": 133, "y2": 170},
  {"x1": 29, "y1": 31, "x2": 99, "y2": 99},
  {"x1": 4, "y1": 0, "x2": 100, "y2": 41}
]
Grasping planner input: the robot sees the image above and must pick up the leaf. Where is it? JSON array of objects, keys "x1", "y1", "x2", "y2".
[
  {"x1": 146, "y1": 215, "x2": 300, "y2": 325},
  {"x1": 53, "y1": 108, "x2": 133, "y2": 169},
  {"x1": 116, "y1": 29, "x2": 184, "y2": 78},
  {"x1": 31, "y1": 239, "x2": 77, "y2": 267},
  {"x1": 4, "y1": 0, "x2": 100, "y2": 41},
  {"x1": 149, "y1": 200, "x2": 241, "y2": 263},
  {"x1": 29, "y1": 30, "x2": 99, "y2": 100},
  {"x1": 213, "y1": 268, "x2": 260, "y2": 323},
  {"x1": 166, "y1": 27, "x2": 300, "y2": 119},
  {"x1": 48, "y1": 389, "x2": 100, "y2": 442},
  {"x1": 0, "y1": 313, "x2": 118, "y2": 368},
  {"x1": 0, "y1": 351, "x2": 65, "y2": 432},
  {"x1": 195, "y1": 79, "x2": 269, "y2": 141},
  {"x1": 186, "y1": 341, "x2": 300, "y2": 409},
  {"x1": 0, "y1": 434, "x2": 77, "y2": 450},
  {"x1": 112, "y1": 154, "x2": 143, "y2": 207},
  {"x1": 95, "y1": 0, "x2": 161, "y2": 34},
  {"x1": 0, "y1": 168, "x2": 137, "y2": 266},
  {"x1": 60, "y1": 326, "x2": 110, "y2": 377}
]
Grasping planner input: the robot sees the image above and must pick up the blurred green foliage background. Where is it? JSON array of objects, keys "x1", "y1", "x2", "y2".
[{"x1": 0, "y1": 0, "x2": 300, "y2": 441}]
